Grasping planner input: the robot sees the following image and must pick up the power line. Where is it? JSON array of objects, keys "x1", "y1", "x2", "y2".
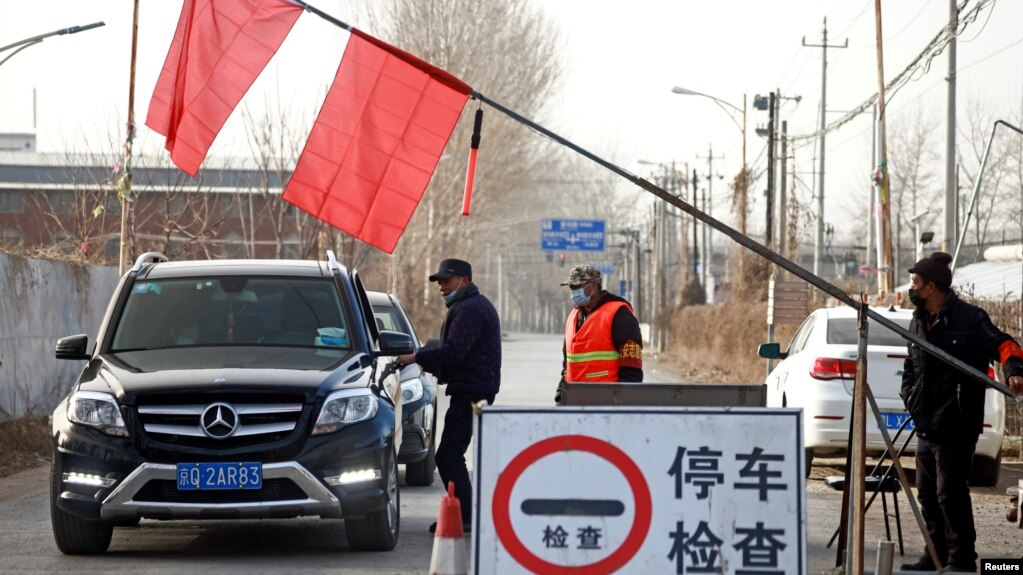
[
  {"x1": 790, "y1": 0, "x2": 994, "y2": 143},
  {"x1": 825, "y1": 34, "x2": 1023, "y2": 154}
]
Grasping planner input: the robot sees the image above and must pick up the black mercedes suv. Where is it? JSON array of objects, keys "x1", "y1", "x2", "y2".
[{"x1": 50, "y1": 251, "x2": 413, "y2": 554}]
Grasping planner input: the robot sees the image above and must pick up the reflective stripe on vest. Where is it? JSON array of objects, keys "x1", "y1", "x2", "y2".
[{"x1": 564, "y1": 300, "x2": 630, "y2": 383}]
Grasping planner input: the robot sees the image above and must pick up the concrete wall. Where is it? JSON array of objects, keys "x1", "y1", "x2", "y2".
[{"x1": 0, "y1": 253, "x2": 118, "y2": 420}]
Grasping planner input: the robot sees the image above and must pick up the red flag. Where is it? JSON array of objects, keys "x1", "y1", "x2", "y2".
[
  {"x1": 146, "y1": 0, "x2": 303, "y2": 176},
  {"x1": 283, "y1": 29, "x2": 472, "y2": 254}
]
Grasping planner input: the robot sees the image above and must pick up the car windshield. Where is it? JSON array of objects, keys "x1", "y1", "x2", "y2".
[
  {"x1": 111, "y1": 276, "x2": 350, "y2": 351},
  {"x1": 826, "y1": 317, "x2": 911, "y2": 347}
]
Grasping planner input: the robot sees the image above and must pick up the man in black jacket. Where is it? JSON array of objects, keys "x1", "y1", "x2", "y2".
[
  {"x1": 899, "y1": 252, "x2": 1023, "y2": 572},
  {"x1": 396, "y1": 258, "x2": 501, "y2": 533}
]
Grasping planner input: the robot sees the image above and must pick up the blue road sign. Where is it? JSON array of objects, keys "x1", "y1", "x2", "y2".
[{"x1": 541, "y1": 219, "x2": 605, "y2": 251}]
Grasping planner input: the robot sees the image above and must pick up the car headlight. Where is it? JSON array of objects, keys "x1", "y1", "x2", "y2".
[
  {"x1": 67, "y1": 391, "x2": 129, "y2": 437},
  {"x1": 312, "y1": 389, "x2": 379, "y2": 435},
  {"x1": 400, "y1": 378, "x2": 424, "y2": 404}
]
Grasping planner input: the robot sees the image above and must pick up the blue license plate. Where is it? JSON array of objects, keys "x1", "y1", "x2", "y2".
[
  {"x1": 176, "y1": 462, "x2": 262, "y2": 490},
  {"x1": 880, "y1": 412, "x2": 914, "y2": 431}
]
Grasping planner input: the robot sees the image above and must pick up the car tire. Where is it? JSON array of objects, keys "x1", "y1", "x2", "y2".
[
  {"x1": 345, "y1": 444, "x2": 400, "y2": 551},
  {"x1": 804, "y1": 448, "x2": 813, "y2": 479},
  {"x1": 969, "y1": 450, "x2": 1001, "y2": 487},
  {"x1": 50, "y1": 451, "x2": 113, "y2": 555},
  {"x1": 405, "y1": 402, "x2": 437, "y2": 487}
]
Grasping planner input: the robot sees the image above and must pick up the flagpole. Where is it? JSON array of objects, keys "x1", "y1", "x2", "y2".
[
  {"x1": 289, "y1": 0, "x2": 352, "y2": 31},
  {"x1": 295, "y1": 1, "x2": 1017, "y2": 402},
  {"x1": 118, "y1": 0, "x2": 140, "y2": 275}
]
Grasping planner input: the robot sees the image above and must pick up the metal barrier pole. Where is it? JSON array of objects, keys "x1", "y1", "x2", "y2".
[
  {"x1": 865, "y1": 384, "x2": 943, "y2": 570},
  {"x1": 845, "y1": 297, "x2": 868, "y2": 575}
]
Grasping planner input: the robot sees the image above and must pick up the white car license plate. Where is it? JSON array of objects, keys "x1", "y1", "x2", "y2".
[
  {"x1": 176, "y1": 462, "x2": 262, "y2": 490},
  {"x1": 880, "y1": 411, "x2": 914, "y2": 431}
]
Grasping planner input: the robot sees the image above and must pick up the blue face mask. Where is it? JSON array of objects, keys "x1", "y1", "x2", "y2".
[
  {"x1": 570, "y1": 287, "x2": 589, "y2": 307},
  {"x1": 443, "y1": 279, "x2": 465, "y2": 304}
]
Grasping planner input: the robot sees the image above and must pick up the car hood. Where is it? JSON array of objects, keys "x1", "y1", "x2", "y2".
[{"x1": 77, "y1": 346, "x2": 371, "y2": 404}]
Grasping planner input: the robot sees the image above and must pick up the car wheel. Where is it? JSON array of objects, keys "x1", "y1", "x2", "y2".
[
  {"x1": 969, "y1": 450, "x2": 1001, "y2": 487},
  {"x1": 405, "y1": 401, "x2": 437, "y2": 486},
  {"x1": 50, "y1": 450, "x2": 113, "y2": 555},
  {"x1": 804, "y1": 448, "x2": 813, "y2": 479},
  {"x1": 345, "y1": 444, "x2": 400, "y2": 551}
]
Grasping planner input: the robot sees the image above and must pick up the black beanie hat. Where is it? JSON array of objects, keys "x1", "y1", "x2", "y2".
[{"x1": 909, "y1": 251, "x2": 953, "y2": 292}]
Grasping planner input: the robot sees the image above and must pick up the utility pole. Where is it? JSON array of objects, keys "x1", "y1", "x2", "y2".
[
  {"x1": 691, "y1": 168, "x2": 700, "y2": 281},
  {"x1": 867, "y1": 104, "x2": 877, "y2": 288},
  {"x1": 779, "y1": 120, "x2": 789, "y2": 256},
  {"x1": 697, "y1": 144, "x2": 724, "y2": 292},
  {"x1": 942, "y1": 0, "x2": 958, "y2": 253},
  {"x1": 118, "y1": 3, "x2": 140, "y2": 275},
  {"x1": 755, "y1": 91, "x2": 799, "y2": 253},
  {"x1": 766, "y1": 91, "x2": 777, "y2": 247},
  {"x1": 803, "y1": 18, "x2": 847, "y2": 278},
  {"x1": 874, "y1": 1, "x2": 894, "y2": 293}
]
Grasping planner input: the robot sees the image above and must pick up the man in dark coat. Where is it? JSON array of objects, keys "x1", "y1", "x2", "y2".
[
  {"x1": 396, "y1": 258, "x2": 501, "y2": 533},
  {"x1": 899, "y1": 251, "x2": 1023, "y2": 572}
]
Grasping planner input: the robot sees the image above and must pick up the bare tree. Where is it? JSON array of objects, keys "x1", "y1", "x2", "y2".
[
  {"x1": 888, "y1": 106, "x2": 940, "y2": 271},
  {"x1": 357, "y1": 0, "x2": 577, "y2": 332},
  {"x1": 957, "y1": 99, "x2": 1020, "y2": 263}
]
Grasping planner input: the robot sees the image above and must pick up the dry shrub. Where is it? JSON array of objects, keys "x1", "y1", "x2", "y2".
[
  {"x1": 0, "y1": 416, "x2": 51, "y2": 478},
  {"x1": 662, "y1": 250, "x2": 803, "y2": 384},
  {"x1": 663, "y1": 300, "x2": 799, "y2": 384}
]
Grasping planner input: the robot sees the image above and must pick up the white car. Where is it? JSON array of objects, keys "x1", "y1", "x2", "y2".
[{"x1": 758, "y1": 305, "x2": 1005, "y2": 486}]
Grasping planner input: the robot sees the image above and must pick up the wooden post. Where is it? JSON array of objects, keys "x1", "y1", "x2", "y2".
[
  {"x1": 874, "y1": 0, "x2": 894, "y2": 294},
  {"x1": 118, "y1": 0, "x2": 140, "y2": 275}
]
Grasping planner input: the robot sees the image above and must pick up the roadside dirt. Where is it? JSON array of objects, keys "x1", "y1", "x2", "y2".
[{"x1": 0, "y1": 416, "x2": 51, "y2": 479}]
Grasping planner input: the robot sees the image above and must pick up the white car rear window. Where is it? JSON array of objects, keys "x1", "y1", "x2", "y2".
[{"x1": 826, "y1": 318, "x2": 911, "y2": 347}]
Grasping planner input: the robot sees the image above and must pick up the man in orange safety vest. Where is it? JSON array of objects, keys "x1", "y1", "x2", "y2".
[{"x1": 556, "y1": 264, "x2": 642, "y2": 404}]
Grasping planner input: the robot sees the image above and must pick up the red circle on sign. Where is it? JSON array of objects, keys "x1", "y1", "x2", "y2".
[{"x1": 491, "y1": 434, "x2": 652, "y2": 574}]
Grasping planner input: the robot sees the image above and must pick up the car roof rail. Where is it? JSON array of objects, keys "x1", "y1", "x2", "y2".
[
  {"x1": 131, "y1": 252, "x2": 169, "y2": 273},
  {"x1": 325, "y1": 250, "x2": 341, "y2": 273}
]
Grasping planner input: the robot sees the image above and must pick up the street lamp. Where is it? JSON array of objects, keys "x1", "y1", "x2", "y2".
[
  {"x1": 671, "y1": 86, "x2": 747, "y2": 170},
  {"x1": 672, "y1": 86, "x2": 752, "y2": 292},
  {"x1": 0, "y1": 22, "x2": 105, "y2": 67},
  {"x1": 672, "y1": 86, "x2": 750, "y2": 241},
  {"x1": 907, "y1": 209, "x2": 930, "y2": 263}
]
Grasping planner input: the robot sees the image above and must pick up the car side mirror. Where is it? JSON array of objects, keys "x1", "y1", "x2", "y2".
[
  {"x1": 757, "y1": 343, "x2": 787, "y2": 360},
  {"x1": 376, "y1": 330, "x2": 414, "y2": 356},
  {"x1": 55, "y1": 334, "x2": 90, "y2": 360}
]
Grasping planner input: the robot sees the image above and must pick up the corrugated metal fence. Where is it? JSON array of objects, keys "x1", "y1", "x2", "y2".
[
  {"x1": 0, "y1": 253, "x2": 118, "y2": 420},
  {"x1": 968, "y1": 296, "x2": 1023, "y2": 439}
]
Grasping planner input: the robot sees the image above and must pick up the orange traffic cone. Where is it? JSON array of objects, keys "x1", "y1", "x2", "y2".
[{"x1": 429, "y1": 481, "x2": 468, "y2": 575}]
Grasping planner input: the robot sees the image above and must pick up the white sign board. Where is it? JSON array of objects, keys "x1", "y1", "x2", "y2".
[{"x1": 473, "y1": 407, "x2": 806, "y2": 575}]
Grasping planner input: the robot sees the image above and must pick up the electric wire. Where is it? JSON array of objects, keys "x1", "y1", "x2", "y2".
[
  {"x1": 955, "y1": 0, "x2": 995, "y2": 42},
  {"x1": 850, "y1": 1, "x2": 931, "y2": 48},
  {"x1": 790, "y1": 0, "x2": 993, "y2": 143},
  {"x1": 833, "y1": 0, "x2": 873, "y2": 38},
  {"x1": 826, "y1": 33, "x2": 1023, "y2": 155}
]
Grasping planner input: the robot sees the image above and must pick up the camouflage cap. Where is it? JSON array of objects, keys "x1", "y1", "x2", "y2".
[{"x1": 560, "y1": 264, "x2": 601, "y2": 286}]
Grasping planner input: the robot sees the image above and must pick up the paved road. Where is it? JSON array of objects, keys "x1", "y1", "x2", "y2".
[
  {"x1": 1, "y1": 332, "x2": 1019, "y2": 573},
  {"x1": 0, "y1": 333, "x2": 569, "y2": 574}
]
